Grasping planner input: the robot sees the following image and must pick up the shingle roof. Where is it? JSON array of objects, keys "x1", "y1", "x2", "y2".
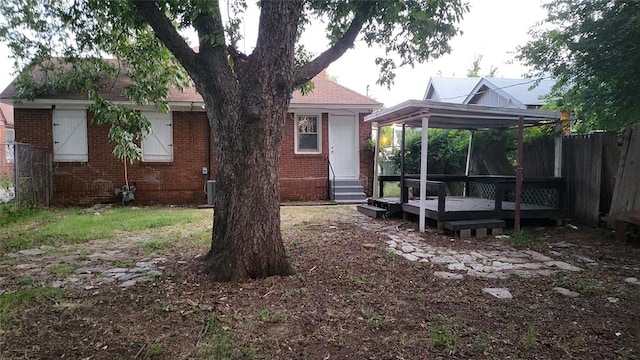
[
  {"x1": 291, "y1": 70, "x2": 381, "y2": 106},
  {"x1": 0, "y1": 103, "x2": 13, "y2": 126},
  {"x1": 0, "y1": 61, "x2": 380, "y2": 108}
]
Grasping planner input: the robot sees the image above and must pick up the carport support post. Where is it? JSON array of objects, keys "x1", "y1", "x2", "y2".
[
  {"x1": 419, "y1": 116, "x2": 429, "y2": 232},
  {"x1": 554, "y1": 120, "x2": 563, "y2": 177},
  {"x1": 515, "y1": 115, "x2": 524, "y2": 232}
]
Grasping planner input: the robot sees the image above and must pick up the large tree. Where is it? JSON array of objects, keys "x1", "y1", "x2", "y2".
[
  {"x1": 517, "y1": 0, "x2": 640, "y2": 131},
  {"x1": 0, "y1": 0, "x2": 467, "y2": 281}
]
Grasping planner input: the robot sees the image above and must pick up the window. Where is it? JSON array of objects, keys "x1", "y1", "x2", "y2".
[
  {"x1": 295, "y1": 115, "x2": 321, "y2": 153},
  {"x1": 52, "y1": 109, "x2": 88, "y2": 162},
  {"x1": 141, "y1": 111, "x2": 173, "y2": 162},
  {"x1": 5, "y1": 128, "x2": 14, "y2": 163}
]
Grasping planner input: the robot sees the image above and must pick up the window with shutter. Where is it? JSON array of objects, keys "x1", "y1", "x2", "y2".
[
  {"x1": 52, "y1": 109, "x2": 88, "y2": 162},
  {"x1": 141, "y1": 111, "x2": 173, "y2": 162},
  {"x1": 5, "y1": 128, "x2": 14, "y2": 163}
]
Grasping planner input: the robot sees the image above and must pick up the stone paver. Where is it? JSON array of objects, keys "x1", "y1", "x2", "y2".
[
  {"x1": 482, "y1": 287, "x2": 513, "y2": 299},
  {"x1": 434, "y1": 271, "x2": 464, "y2": 280},
  {"x1": 553, "y1": 287, "x2": 580, "y2": 297},
  {"x1": 624, "y1": 277, "x2": 640, "y2": 286},
  {"x1": 4, "y1": 236, "x2": 167, "y2": 290}
]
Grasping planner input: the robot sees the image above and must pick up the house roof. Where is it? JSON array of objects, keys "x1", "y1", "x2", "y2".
[
  {"x1": 423, "y1": 76, "x2": 555, "y2": 108},
  {"x1": 291, "y1": 70, "x2": 381, "y2": 107},
  {"x1": 0, "y1": 60, "x2": 381, "y2": 110},
  {"x1": 364, "y1": 99, "x2": 560, "y2": 130},
  {"x1": 0, "y1": 103, "x2": 13, "y2": 127},
  {"x1": 464, "y1": 77, "x2": 555, "y2": 107},
  {"x1": 423, "y1": 77, "x2": 480, "y2": 103}
]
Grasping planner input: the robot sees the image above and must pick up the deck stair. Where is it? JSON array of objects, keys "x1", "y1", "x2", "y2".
[
  {"x1": 369, "y1": 197, "x2": 403, "y2": 216},
  {"x1": 331, "y1": 179, "x2": 367, "y2": 204},
  {"x1": 357, "y1": 204, "x2": 387, "y2": 218}
]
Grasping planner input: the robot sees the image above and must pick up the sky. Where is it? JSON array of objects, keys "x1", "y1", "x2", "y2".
[{"x1": 0, "y1": 0, "x2": 548, "y2": 107}]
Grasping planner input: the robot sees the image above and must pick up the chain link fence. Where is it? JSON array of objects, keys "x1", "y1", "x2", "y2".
[{"x1": 1, "y1": 143, "x2": 51, "y2": 206}]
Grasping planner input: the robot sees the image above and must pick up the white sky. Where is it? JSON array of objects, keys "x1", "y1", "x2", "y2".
[{"x1": 0, "y1": 0, "x2": 547, "y2": 107}]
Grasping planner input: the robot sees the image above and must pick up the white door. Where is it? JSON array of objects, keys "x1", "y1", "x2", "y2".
[{"x1": 329, "y1": 115, "x2": 358, "y2": 179}]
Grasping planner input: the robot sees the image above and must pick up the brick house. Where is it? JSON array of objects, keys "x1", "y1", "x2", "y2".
[
  {"x1": 0, "y1": 70, "x2": 381, "y2": 206},
  {"x1": 0, "y1": 102, "x2": 14, "y2": 181}
]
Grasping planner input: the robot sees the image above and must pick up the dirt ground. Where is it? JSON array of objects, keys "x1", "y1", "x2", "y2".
[{"x1": 1, "y1": 206, "x2": 639, "y2": 359}]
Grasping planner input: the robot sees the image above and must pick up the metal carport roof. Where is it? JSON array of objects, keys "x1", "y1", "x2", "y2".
[{"x1": 364, "y1": 99, "x2": 561, "y2": 129}]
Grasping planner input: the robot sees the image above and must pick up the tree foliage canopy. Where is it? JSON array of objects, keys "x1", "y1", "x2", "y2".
[{"x1": 517, "y1": 0, "x2": 640, "y2": 131}]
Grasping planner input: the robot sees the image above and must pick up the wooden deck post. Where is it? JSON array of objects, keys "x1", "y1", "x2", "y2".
[{"x1": 554, "y1": 119, "x2": 563, "y2": 177}]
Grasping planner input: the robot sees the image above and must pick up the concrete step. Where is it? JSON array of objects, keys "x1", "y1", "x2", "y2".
[
  {"x1": 334, "y1": 192, "x2": 367, "y2": 204},
  {"x1": 331, "y1": 179, "x2": 363, "y2": 187},
  {"x1": 334, "y1": 185, "x2": 365, "y2": 193}
]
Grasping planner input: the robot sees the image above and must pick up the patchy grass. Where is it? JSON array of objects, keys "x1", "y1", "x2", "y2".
[
  {"x1": 428, "y1": 314, "x2": 458, "y2": 350},
  {"x1": 0, "y1": 207, "x2": 211, "y2": 252},
  {"x1": 360, "y1": 306, "x2": 393, "y2": 331},
  {"x1": 258, "y1": 309, "x2": 286, "y2": 323},
  {"x1": 50, "y1": 263, "x2": 76, "y2": 277},
  {"x1": 521, "y1": 323, "x2": 537, "y2": 349},
  {"x1": 0, "y1": 287, "x2": 65, "y2": 329},
  {"x1": 195, "y1": 317, "x2": 257, "y2": 360},
  {"x1": 509, "y1": 230, "x2": 548, "y2": 248}
]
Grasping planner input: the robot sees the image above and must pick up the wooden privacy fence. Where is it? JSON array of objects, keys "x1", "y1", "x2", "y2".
[{"x1": 524, "y1": 126, "x2": 640, "y2": 225}]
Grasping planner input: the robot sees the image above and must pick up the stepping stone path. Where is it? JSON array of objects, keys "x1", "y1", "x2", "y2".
[
  {"x1": 358, "y1": 220, "x2": 584, "y2": 280},
  {"x1": 353, "y1": 212, "x2": 598, "y2": 301},
  {"x1": 2, "y1": 235, "x2": 167, "y2": 290}
]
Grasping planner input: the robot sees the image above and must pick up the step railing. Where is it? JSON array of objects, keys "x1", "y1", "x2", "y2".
[{"x1": 327, "y1": 158, "x2": 336, "y2": 200}]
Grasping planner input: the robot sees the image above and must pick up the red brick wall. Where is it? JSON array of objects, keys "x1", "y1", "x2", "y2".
[
  {"x1": 280, "y1": 113, "x2": 330, "y2": 200},
  {"x1": 14, "y1": 108, "x2": 372, "y2": 205},
  {"x1": 15, "y1": 109, "x2": 211, "y2": 205},
  {"x1": 279, "y1": 112, "x2": 374, "y2": 200}
]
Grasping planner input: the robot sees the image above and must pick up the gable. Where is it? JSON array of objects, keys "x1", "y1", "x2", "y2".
[{"x1": 467, "y1": 85, "x2": 515, "y2": 108}]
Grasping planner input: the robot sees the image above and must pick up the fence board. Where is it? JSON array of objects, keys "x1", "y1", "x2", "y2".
[
  {"x1": 523, "y1": 137, "x2": 554, "y2": 177},
  {"x1": 563, "y1": 134, "x2": 603, "y2": 224},
  {"x1": 610, "y1": 125, "x2": 640, "y2": 218},
  {"x1": 600, "y1": 132, "x2": 620, "y2": 216}
]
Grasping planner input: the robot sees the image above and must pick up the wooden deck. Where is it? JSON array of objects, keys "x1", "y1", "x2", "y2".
[
  {"x1": 374, "y1": 195, "x2": 560, "y2": 222},
  {"x1": 368, "y1": 175, "x2": 565, "y2": 226},
  {"x1": 405, "y1": 196, "x2": 557, "y2": 221}
]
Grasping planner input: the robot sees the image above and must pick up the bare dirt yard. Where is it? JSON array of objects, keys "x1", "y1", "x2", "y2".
[{"x1": 1, "y1": 205, "x2": 639, "y2": 359}]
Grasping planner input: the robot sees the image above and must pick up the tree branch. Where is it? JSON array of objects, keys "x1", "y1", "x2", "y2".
[
  {"x1": 293, "y1": 11, "x2": 367, "y2": 86},
  {"x1": 130, "y1": 0, "x2": 197, "y2": 73}
]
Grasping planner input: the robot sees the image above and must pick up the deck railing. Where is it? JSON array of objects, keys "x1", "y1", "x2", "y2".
[{"x1": 378, "y1": 174, "x2": 566, "y2": 217}]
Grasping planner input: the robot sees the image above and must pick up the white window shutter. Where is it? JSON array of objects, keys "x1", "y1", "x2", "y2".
[
  {"x1": 52, "y1": 110, "x2": 88, "y2": 162},
  {"x1": 141, "y1": 111, "x2": 173, "y2": 162},
  {"x1": 5, "y1": 128, "x2": 14, "y2": 163}
]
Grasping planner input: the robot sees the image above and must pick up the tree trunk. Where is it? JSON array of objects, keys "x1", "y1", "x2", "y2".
[
  {"x1": 201, "y1": 97, "x2": 293, "y2": 281},
  {"x1": 198, "y1": 0, "x2": 302, "y2": 281}
]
